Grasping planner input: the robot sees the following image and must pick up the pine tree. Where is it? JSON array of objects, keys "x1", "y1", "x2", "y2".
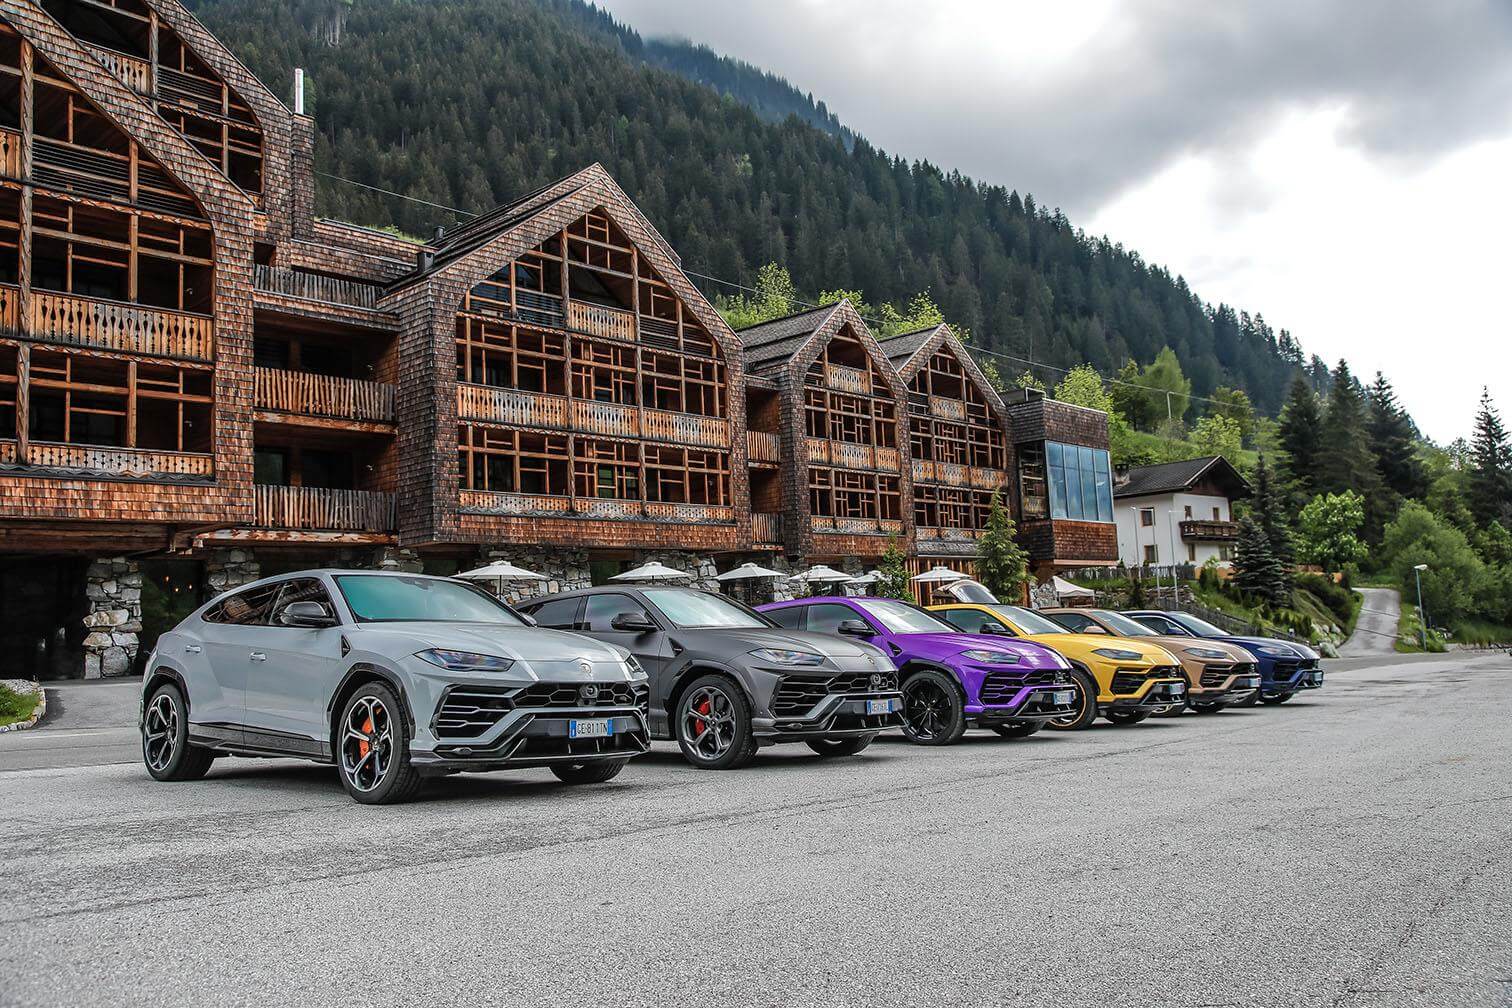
[
  {"x1": 976, "y1": 490, "x2": 1031, "y2": 602},
  {"x1": 1317, "y1": 361, "x2": 1383, "y2": 501},
  {"x1": 874, "y1": 537, "x2": 913, "y2": 601},
  {"x1": 1231, "y1": 515, "x2": 1283, "y2": 606},
  {"x1": 1367, "y1": 373, "x2": 1425, "y2": 501},
  {"x1": 1468, "y1": 388, "x2": 1512, "y2": 529},
  {"x1": 1249, "y1": 454, "x2": 1294, "y2": 603},
  {"x1": 1277, "y1": 375, "x2": 1323, "y2": 497}
]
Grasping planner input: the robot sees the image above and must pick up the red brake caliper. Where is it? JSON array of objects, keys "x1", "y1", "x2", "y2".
[
  {"x1": 693, "y1": 698, "x2": 711, "y2": 734},
  {"x1": 358, "y1": 714, "x2": 372, "y2": 759}
]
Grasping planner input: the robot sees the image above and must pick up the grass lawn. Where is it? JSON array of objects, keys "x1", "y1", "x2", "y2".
[
  {"x1": 0, "y1": 683, "x2": 41, "y2": 728},
  {"x1": 1447, "y1": 619, "x2": 1512, "y2": 647}
]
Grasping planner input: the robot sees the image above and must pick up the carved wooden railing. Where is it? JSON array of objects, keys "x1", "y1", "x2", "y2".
[
  {"x1": 459, "y1": 490, "x2": 573, "y2": 516},
  {"x1": 254, "y1": 265, "x2": 383, "y2": 310},
  {"x1": 644, "y1": 503, "x2": 735, "y2": 524},
  {"x1": 918, "y1": 526, "x2": 981, "y2": 542},
  {"x1": 807, "y1": 438, "x2": 900, "y2": 472},
  {"x1": 914, "y1": 458, "x2": 1007, "y2": 491},
  {"x1": 14, "y1": 441, "x2": 212, "y2": 478},
  {"x1": 255, "y1": 368, "x2": 395, "y2": 424},
  {"x1": 29, "y1": 291, "x2": 213, "y2": 361},
  {"x1": 641, "y1": 408, "x2": 726, "y2": 449},
  {"x1": 930, "y1": 396, "x2": 967, "y2": 421},
  {"x1": 456, "y1": 385, "x2": 726, "y2": 448},
  {"x1": 255, "y1": 485, "x2": 395, "y2": 532},
  {"x1": 747, "y1": 430, "x2": 780, "y2": 464},
  {"x1": 752, "y1": 512, "x2": 782, "y2": 544},
  {"x1": 1180, "y1": 519, "x2": 1240, "y2": 542},
  {"x1": 812, "y1": 516, "x2": 904, "y2": 536},
  {"x1": 566, "y1": 302, "x2": 636, "y2": 343},
  {"x1": 458, "y1": 489, "x2": 732, "y2": 524},
  {"x1": 0, "y1": 283, "x2": 17, "y2": 333},
  {"x1": 0, "y1": 128, "x2": 20, "y2": 179},
  {"x1": 573, "y1": 400, "x2": 639, "y2": 438},
  {"x1": 970, "y1": 466, "x2": 1006, "y2": 490},
  {"x1": 456, "y1": 386, "x2": 569, "y2": 428},
  {"x1": 825, "y1": 364, "x2": 872, "y2": 395},
  {"x1": 89, "y1": 45, "x2": 151, "y2": 94}
]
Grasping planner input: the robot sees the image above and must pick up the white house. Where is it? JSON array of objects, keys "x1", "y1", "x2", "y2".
[{"x1": 1113, "y1": 456, "x2": 1251, "y2": 570}]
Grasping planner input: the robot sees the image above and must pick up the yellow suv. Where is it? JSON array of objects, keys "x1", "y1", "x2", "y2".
[{"x1": 930, "y1": 602, "x2": 1187, "y2": 729}]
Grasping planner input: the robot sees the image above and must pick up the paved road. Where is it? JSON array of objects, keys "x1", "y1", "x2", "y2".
[
  {"x1": 0, "y1": 677, "x2": 141, "y2": 771},
  {"x1": 1, "y1": 654, "x2": 1508, "y2": 1007},
  {"x1": 1340, "y1": 586, "x2": 1402, "y2": 656}
]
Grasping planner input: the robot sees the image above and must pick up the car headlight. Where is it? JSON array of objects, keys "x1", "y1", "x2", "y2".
[
  {"x1": 1183, "y1": 646, "x2": 1230, "y2": 660},
  {"x1": 750, "y1": 648, "x2": 827, "y2": 667},
  {"x1": 415, "y1": 649, "x2": 516, "y2": 673},
  {"x1": 960, "y1": 648, "x2": 1021, "y2": 664},
  {"x1": 625, "y1": 655, "x2": 649, "y2": 680},
  {"x1": 1091, "y1": 647, "x2": 1144, "y2": 661},
  {"x1": 1254, "y1": 643, "x2": 1299, "y2": 657}
]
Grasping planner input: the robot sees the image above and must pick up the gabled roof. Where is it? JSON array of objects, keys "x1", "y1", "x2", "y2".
[
  {"x1": 1114, "y1": 456, "x2": 1251, "y2": 500},
  {"x1": 737, "y1": 302, "x2": 844, "y2": 374},
  {"x1": 877, "y1": 325, "x2": 940, "y2": 370},
  {"x1": 877, "y1": 323, "x2": 1007, "y2": 416}
]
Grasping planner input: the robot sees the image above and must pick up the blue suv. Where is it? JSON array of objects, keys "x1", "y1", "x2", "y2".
[{"x1": 1123, "y1": 610, "x2": 1323, "y2": 706}]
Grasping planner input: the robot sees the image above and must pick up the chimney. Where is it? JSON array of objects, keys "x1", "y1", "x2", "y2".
[
  {"x1": 293, "y1": 68, "x2": 305, "y2": 115},
  {"x1": 416, "y1": 248, "x2": 435, "y2": 272}
]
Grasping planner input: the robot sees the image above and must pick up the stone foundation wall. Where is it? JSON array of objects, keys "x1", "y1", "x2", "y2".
[{"x1": 82, "y1": 558, "x2": 142, "y2": 679}]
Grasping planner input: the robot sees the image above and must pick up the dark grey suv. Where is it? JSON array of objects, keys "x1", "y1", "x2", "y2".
[{"x1": 519, "y1": 587, "x2": 903, "y2": 769}]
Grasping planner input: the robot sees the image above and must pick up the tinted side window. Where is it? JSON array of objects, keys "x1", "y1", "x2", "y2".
[
  {"x1": 270, "y1": 578, "x2": 335, "y2": 625},
  {"x1": 583, "y1": 593, "x2": 651, "y2": 632},
  {"x1": 204, "y1": 583, "x2": 282, "y2": 626},
  {"x1": 806, "y1": 604, "x2": 863, "y2": 634},
  {"x1": 1052, "y1": 611, "x2": 1097, "y2": 633},
  {"x1": 940, "y1": 609, "x2": 989, "y2": 633},
  {"x1": 763, "y1": 606, "x2": 804, "y2": 629},
  {"x1": 1134, "y1": 614, "x2": 1182, "y2": 634},
  {"x1": 524, "y1": 596, "x2": 581, "y2": 630}
]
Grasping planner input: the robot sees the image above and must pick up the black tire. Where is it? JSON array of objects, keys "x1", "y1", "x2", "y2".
[
  {"x1": 1045, "y1": 667, "x2": 1099, "y2": 732},
  {"x1": 991, "y1": 722, "x2": 1043, "y2": 739},
  {"x1": 551, "y1": 758, "x2": 630, "y2": 784},
  {"x1": 1259, "y1": 691, "x2": 1295, "y2": 705},
  {"x1": 142, "y1": 683, "x2": 215, "y2": 782},
  {"x1": 1104, "y1": 710, "x2": 1150, "y2": 726},
  {"x1": 899, "y1": 669, "x2": 967, "y2": 746},
  {"x1": 336, "y1": 682, "x2": 423, "y2": 804},
  {"x1": 1189, "y1": 701, "x2": 1228, "y2": 714},
  {"x1": 805, "y1": 733, "x2": 877, "y2": 757},
  {"x1": 675, "y1": 674, "x2": 757, "y2": 769}
]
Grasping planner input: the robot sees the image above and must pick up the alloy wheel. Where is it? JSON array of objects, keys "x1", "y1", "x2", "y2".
[
  {"x1": 143, "y1": 693, "x2": 178, "y2": 773},
  {"x1": 903, "y1": 678, "x2": 951, "y2": 740},
  {"x1": 340, "y1": 696, "x2": 393, "y2": 793},
  {"x1": 681, "y1": 684, "x2": 736, "y2": 762}
]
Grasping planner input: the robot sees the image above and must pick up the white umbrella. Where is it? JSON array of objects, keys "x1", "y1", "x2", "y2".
[
  {"x1": 611, "y1": 561, "x2": 694, "y2": 582},
  {"x1": 457, "y1": 560, "x2": 547, "y2": 582},
  {"x1": 1052, "y1": 575, "x2": 1094, "y2": 599},
  {"x1": 788, "y1": 564, "x2": 851, "y2": 583},
  {"x1": 911, "y1": 565, "x2": 969, "y2": 583},
  {"x1": 714, "y1": 562, "x2": 786, "y2": 581},
  {"x1": 846, "y1": 570, "x2": 883, "y2": 585}
]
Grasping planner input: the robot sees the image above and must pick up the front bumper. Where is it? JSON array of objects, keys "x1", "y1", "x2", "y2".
[
  {"x1": 966, "y1": 680, "x2": 1080, "y2": 723},
  {"x1": 758, "y1": 691, "x2": 904, "y2": 740},
  {"x1": 1266, "y1": 658, "x2": 1324, "y2": 694},
  {"x1": 414, "y1": 705, "x2": 651, "y2": 773},
  {"x1": 1191, "y1": 663, "x2": 1262, "y2": 703},
  {"x1": 1101, "y1": 669, "x2": 1188, "y2": 712}
]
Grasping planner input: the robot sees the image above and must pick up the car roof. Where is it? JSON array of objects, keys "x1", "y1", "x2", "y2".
[
  {"x1": 215, "y1": 569, "x2": 455, "y2": 594},
  {"x1": 522, "y1": 584, "x2": 713, "y2": 603}
]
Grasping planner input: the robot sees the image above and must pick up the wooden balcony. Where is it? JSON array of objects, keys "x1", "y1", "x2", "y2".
[
  {"x1": 752, "y1": 512, "x2": 782, "y2": 545},
  {"x1": 255, "y1": 368, "x2": 395, "y2": 426},
  {"x1": 930, "y1": 396, "x2": 967, "y2": 421},
  {"x1": 255, "y1": 485, "x2": 395, "y2": 533},
  {"x1": 812, "y1": 516, "x2": 904, "y2": 536},
  {"x1": 29, "y1": 290, "x2": 213, "y2": 361},
  {"x1": 88, "y1": 45, "x2": 151, "y2": 94},
  {"x1": 825, "y1": 364, "x2": 872, "y2": 395},
  {"x1": 458, "y1": 489, "x2": 733, "y2": 524},
  {"x1": 747, "y1": 430, "x2": 781, "y2": 465},
  {"x1": 566, "y1": 302, "x2": 636, "y2": 343},
  {"x1": 254, "y1": 265, "x2": 384, "y2": 310},
  {"x1": 918, "y1": 526, "x2": 982, "y2": 543},
  {"x1": 1181, "y1": 519, "x2": 1240, "y2": 542},
  {"x1": 456, "y1": 385, "x2": 727, "y2": 448},
  {"x1": 0, "y1": 440, "x2": 212, "y2": 479},
  {"x1": 0, "y1": 127, "x2": 19, "y2": 179},
  {"x1": 807, "y1": 438, "x2": 901, "y2": 472},
  {"x1": 0, "y1": 283, "x2": 17, "y2": 333}
]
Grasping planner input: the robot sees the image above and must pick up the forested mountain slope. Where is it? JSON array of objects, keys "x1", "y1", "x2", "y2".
[{"x1": 186, "y1": 0, "x2": 1304, "y2": 413}]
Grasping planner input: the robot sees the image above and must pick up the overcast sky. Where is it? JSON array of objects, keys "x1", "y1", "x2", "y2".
[{"x1": 596, "y1": 0, "x2": 1512, "y2": 443}]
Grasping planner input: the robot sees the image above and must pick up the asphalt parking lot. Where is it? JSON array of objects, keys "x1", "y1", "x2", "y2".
[{"x1": 1, "y1": 652, "x2": 1508, "y2": 1007}]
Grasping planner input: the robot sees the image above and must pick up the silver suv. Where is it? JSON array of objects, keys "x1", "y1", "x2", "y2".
[{"x1": 139, "y1": 570, "x2": 650, "y2": 803}]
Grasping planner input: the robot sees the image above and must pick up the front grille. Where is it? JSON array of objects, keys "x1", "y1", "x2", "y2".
[
  {"x1": 434, "y1": 682, "x2": 648, "y2": 739},
  {"x1": 978, "y1": 669, "x2": 1064, "y2": 705},
  {"x1": 1110, "y1": 666, "x2": 1182, "y2": 694},
  {"x1": 1202, "y1": 661, "x2": 1257, "y2": 687},
  {"x1": 771, "y1": 670, "x2": 899, "y2": 716}
]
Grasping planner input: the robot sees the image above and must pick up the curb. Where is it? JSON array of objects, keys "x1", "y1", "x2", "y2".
[{"x1": 0, "y1": 684, "x2": 46, "y2": 733}]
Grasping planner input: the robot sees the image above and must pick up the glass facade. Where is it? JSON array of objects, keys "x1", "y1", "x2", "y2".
[{"x1": 1047, "y1": 442, "x2": 1114, "y2": 522}]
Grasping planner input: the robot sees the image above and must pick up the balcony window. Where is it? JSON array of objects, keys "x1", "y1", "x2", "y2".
[{"x1": 1047, "y1": 442, "x2": 1114, "y2": 522}]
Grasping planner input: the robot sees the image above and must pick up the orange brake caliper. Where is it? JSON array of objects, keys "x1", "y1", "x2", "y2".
[{"x1": 358, "y1": 714, "x2": 372, "y2": 758}]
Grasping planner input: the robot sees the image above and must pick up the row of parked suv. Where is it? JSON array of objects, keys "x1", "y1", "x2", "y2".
[{"x1": 139, "y1": 570, "x2": 1325, "y2": 803}]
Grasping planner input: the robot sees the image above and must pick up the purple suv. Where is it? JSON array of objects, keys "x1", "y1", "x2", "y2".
[{"x1": 758, "y1": 597, "x2": 1077, "y2": 744}]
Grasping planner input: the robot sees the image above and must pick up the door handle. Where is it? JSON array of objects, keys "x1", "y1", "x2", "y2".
[
  {"x1": 249, "y1": 652, "x2": 267, "y2": 662},
  {"x1": 184, "y1": 644, "x2": 202, "y2": 654}
]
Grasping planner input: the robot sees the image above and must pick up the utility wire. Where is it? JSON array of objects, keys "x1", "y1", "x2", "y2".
[{"x1": 321, "y1": 170, "x2": 1244, "y2": 415}]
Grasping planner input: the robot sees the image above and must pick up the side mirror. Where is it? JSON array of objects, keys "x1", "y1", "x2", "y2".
[
  {"x1": 518, "y1": 612, "x2": 538, "y2": 627},
  {"x1": 836, "y1": 618, "x2": 873, "y2": 638},
  {"x1": 279, "y1": 600, "x2": 337, "y2": 628},
  {"x1": 611, "y1": 611, "x2": 657, "y2": 633},
  {"x1": 980, "y1": 623, "x2": 1013, "y2": 636},
  {"x1": 1081, "y1": 625, "x2": 1107, "y2": 634}
]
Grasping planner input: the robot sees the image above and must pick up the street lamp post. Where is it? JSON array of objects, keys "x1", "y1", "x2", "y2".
[
  {"x1": 1413, "y1": 563, "x2": 1428, "y2": 649},
  {"x1": 1129, "y1": 507, "x2": 1154, "y2": 599},
  {"x1": 1166, "y1": 509, "x2": 1181, "y2": 603}
]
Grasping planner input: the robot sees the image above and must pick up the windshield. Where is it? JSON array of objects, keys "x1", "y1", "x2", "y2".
[
  {"x1": 991, "y1": 605, "x2": 1066, "y2": 635},
  {"x1": 1092, "y1": 610, "x2": 1158, "y2": 636},
  {"x1": 642, "y1": 589, "x2": 771, "y2": 629},
  {"x1": 858, "y1": 599, "x2": 956, "y2": 634},
  {"x1": 336, "y1": 575, "x2": 525, "y2": 624},
  {"x1": 1168, "y1": 612, "x2": 1227, "y2": 637}
]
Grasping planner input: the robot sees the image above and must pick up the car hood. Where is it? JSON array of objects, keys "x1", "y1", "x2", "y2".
[
  {"x1": 356, "y1": 622, "x2": 632, "y2": 677},
  {"x1": 1025, "y1": 632, "x2": 1177, "y2": 664},
  {"x1": 892, "y1": 632, "x2": 1069, "y2": 669},
  {"x1": 674, "y1": 627, "x2": 888, "y2": 662},
  {"x1": 1145, "y1": 635, "x2": 1254, "y2": 663},
  {"x1": 1218, "y1": 635, "x2": 1306, "y2": 656}
]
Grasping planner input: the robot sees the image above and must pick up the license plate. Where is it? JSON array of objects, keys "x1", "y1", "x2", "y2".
[
  {"x1": 1239, "y1": 677, "x2": 1260, "y2": 688},
  {"x1": 1052, "y1": 690, "x2": 1076, "y2": 704},
  {"x1": 1307, "y1": 672, "x2": 1325, "y2": 686},
  {"x1": 866, "y1": 699, "x2": 897, "y2": 715},
  {"x1": 569, "y1": 718, "x2": 613, "y2": 739}
]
